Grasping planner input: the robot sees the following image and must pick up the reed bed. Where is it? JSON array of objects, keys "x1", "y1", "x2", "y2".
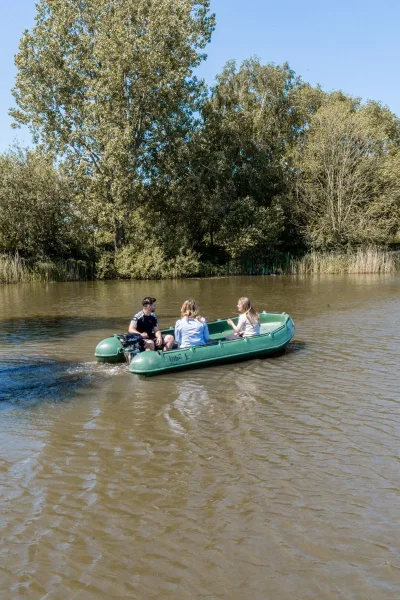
[
  {"x1": 0, "y1": 254, "x2": 34, "y2": 283},
  {"x1": 200, "y1": 248, "x2": 398, "y2": 277},
  {"x1": 0, "y1": 254, "x2": 89, "y2": 284},
  {"x1": 1, "y1": 248, "x2": 398, "y2": 283},
  {"x1": 34, "y1": 259, "x2": 89, "y2": 282},
  {"x1": 288, "y1": 248, "x2": 397, "y2": 275}
]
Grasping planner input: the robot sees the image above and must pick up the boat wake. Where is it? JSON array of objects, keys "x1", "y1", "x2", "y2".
[
  {"x1": 69, "y1": 361, "x2": 128, "y2": 377},
  {"x1": 0, "y1": 357, "x2": 98, "y2": 408}
]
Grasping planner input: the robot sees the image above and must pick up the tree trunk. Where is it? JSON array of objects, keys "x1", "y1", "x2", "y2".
[{"x1": 114, "y1": 221, "x2": 125, "y2": 253}]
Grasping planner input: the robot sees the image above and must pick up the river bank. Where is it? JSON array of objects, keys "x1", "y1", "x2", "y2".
[{"x1": 1, "y1": 247, "x2": 399, "y2": 284}]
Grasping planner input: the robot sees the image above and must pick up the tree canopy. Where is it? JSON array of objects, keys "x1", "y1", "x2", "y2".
[
  {"x1": 292, "y1": 98, "x2": 400, "y2": 248},
  {"x1": 0, "y1": 146, "x2": 88, "y2": 259},
  {"x1": 5, "y1": 3, "x2": 400, "y2": 278},
  {"x1": 10, "y1": 0, "x2": 215, "y2": 250}
]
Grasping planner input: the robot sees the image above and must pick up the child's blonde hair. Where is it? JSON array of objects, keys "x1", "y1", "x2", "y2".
[
  {"x1": 238, "y1": 297, "x2": 259, "y2": 326},
  {"x1": 180, "y1": 299, "x2": 202, "y2": 320}
]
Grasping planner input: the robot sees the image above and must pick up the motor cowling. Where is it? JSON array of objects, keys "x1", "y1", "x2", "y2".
[{"x1": 118, "y1": 333, "x2": 146, "y2": 364}]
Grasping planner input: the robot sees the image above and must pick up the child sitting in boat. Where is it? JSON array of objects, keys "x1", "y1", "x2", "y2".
[
  {"x1": 175, "y1": 299, "x2": 210, "y2": 348},
  {"x1": 227, "y1": 297, "x2": 260, "y2": 338}
]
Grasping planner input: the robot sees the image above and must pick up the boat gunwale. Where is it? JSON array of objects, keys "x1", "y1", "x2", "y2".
[
  {"x1": 130, "y1": 314, "x2": 295, "y2": 375},
  {"x1": 94, "y1": 312, "x2": 294, "y2": 370},
  {"x1": 156, "y1": 313, "x2": 291, "y2": 356},
  {"x1": 130, "y1": 336, "x2": 292, "y2": 375}
]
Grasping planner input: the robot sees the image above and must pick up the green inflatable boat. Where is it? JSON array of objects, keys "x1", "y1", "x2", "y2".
[{"x1": 95, "y1": 312, "x2": 295, "y2": 376}]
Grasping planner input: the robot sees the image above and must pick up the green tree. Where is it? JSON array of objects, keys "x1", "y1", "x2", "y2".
[
  {"x1": 0, "y1": 146, "x2": 88, "y2": 259},
  {"x1": 10, "y1": 0, "x2": 214, "y2": 251},
  {"x1": 169, "y1": 58, "x2": 324, "y2": 260},
  {"x1": 292, "y1": 99, "x2": 400, "y2": 249}
]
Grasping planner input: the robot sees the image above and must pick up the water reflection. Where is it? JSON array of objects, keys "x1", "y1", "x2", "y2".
[{"x1": 163, "y1": 378, "x2": 210, "y2": 435}]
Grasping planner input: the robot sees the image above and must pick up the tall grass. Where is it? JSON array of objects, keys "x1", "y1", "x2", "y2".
[
  {"x1": 0, "y1": 254, "x2": 33, "y2": 283},
  {"x1": 1, "y1": 248, "x2": 398, "y2": 283},
  {"x1": 0, "y1": 254, "x2": 90, "y2": 284},
  {"x1": 288, "y1": 247, "x2": 397, "y2": 275},
  {"x1": 198, "y1": 258, "x2": 287, "y2": 277},
  {"x1": 34, "y1": 259, "x2": 89, "y2": 282},
  {"x1": 198, "y1": 248, "x2": 399, "y2": 277}
]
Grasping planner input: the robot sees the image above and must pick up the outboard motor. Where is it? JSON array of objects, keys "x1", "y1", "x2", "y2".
[{"x1": 118, "y1": 333, "x2": 146, "y2": 364}]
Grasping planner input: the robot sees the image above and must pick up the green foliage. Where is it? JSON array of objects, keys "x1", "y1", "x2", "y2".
[
  {"x1": 114, "y1": 244, "x2": 200, "y2": 279},
  {"x1": 115, "y1": 245, "x2": 165, "y2": 279},
  {"x1": 34, "y1": 259, "x2": 89, "y2": 282},
  {"x1": 171, "y1": 58, "x2": 317, "y2": 259},
  {"x1": 215, "y1": 197, "x2": 285, "y2": 259},
  {"x1": 292, "y1": 100, "x2": 400, "y2": 249},
  {"x1": 7, "y1": 2, "x2": 400, "y2": 277},
  {"x1": 169, "y1": 249, "x2": 201, "y2": 278},
  {"x1": 95, "y1": 252, "x2": 118, "y2": 280},
  {"x1": 0, "y1": 146, "x2": 90, "y2": 260},
  {"x1": 10, "y1": 0, "x2": 215, "y2": 250}
]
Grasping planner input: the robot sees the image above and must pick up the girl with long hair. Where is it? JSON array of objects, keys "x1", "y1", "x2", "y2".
[
  {"x1": 175, "y1": 299, "x2": 210, "y2": 348},
  {"x1": 227, "y1": 297, "x2": 260, "y2": 338}
]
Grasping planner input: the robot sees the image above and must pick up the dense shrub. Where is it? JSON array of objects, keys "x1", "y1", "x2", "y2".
[
  {"x1": 164, "y1": 249, "x2": 200, "y2": 278},
  {"x1": 95, "y1": 251, "x2": 118, "y2": 280},
  {"x1": 115, "y1": 245, "x2": 165, "y2": 279},
  {"x1": 114, "y1": 245, "x2": 200, "y2": 279}
]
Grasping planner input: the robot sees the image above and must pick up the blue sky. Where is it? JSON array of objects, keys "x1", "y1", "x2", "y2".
[{"x1": 1, "y1": 0, "x2": 399, "y2": 152}]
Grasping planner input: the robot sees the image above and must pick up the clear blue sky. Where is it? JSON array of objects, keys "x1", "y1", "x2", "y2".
[{"x1": 1, "y1": 0, "x2": 399, "y2": 152}]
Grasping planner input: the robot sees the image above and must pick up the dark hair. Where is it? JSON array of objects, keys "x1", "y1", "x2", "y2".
[{"x1": 142, "y1": 296, "x2": 156, "y2": 307}]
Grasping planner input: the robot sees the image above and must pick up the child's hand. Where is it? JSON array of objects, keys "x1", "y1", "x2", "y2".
[{"x1": 227, "y1": 318, "x2": 233, "y2": 327}]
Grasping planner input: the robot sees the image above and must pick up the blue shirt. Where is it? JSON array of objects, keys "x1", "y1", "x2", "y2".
[{"x1": 175, "y1": 317, "x2": 210, "y2": 348}]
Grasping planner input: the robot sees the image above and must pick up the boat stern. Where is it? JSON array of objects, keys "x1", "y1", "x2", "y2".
[{"x1": 95, "y1": 335, "x2": 125, "y2": 363}]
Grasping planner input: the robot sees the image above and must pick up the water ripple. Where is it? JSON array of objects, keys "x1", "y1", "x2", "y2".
[{"x1": 1, "y1": 275, "x2": 400, "y2": 598}]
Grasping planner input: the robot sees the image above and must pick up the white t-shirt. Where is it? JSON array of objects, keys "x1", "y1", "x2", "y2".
[{"x1": 237, "y1": 313, "x2": 260, "y2": 337}]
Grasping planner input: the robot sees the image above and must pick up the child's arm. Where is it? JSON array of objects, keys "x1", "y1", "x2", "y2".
[{"x1": 227, "y1": 318, "x2": 241, "y2": 334}]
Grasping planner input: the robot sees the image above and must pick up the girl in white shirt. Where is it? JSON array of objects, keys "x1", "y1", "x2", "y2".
[{"x1": 227, "y1": 297, "x2": 260, "y2": 338}]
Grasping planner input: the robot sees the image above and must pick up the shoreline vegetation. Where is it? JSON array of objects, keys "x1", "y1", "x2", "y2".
[
  {"x1": 1, "y1": 248, "x2": 398, "y2": 284},
  {"x1": 1, "y1": 2, "x2": 399, "y2": 282},
  {"x1": 0, "y1": 254, "x2": 90, "y2": 284}
]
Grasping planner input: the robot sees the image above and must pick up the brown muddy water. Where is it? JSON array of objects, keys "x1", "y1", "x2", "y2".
[{"x1": 0, "y1": 275, "x2": 399, "y2": 599}]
